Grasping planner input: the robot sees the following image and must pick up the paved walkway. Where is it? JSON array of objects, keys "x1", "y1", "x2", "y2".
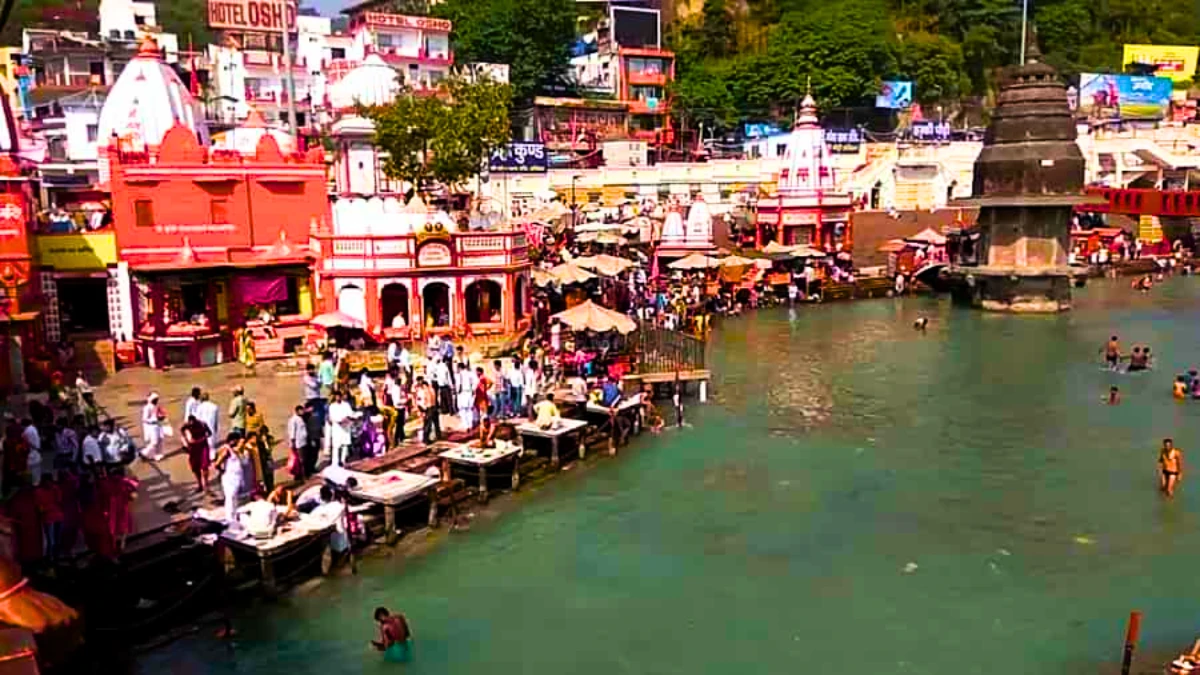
[{"x1": 92, "y1": 361, "x2": 310, "y2": 536}]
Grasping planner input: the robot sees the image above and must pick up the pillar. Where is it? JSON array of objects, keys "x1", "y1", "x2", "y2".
[
  {"x1": 502, "y1": 273, "x2": 515, "y2": 334},
  {"x1": 365, "y1": 278, "x2": 380, "y2": 333},
  {"x1": 410, "y1": 280, "x2": 420, "y2": 339}
]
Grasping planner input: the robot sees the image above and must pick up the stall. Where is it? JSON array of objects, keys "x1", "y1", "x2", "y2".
[
  {"x1": 439, "y1": 442, "x2": 522, "y2": 502},
  {"x1": 323, "y1": 467, "x2": 438, "y2": 544},
  {"x1": 516, "y1": 418, "x2": 589, "y2": 467},
  {"x1": 193, "y1": 505, "x2": 336, "y2": 593}
]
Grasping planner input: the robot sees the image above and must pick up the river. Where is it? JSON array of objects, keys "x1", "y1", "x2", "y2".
[{"x1": 135, "y1": 277, "x2": 1200, "y2": 675}]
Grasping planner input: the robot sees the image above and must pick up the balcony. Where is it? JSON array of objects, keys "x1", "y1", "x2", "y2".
[
  {"x1": 314, "y1": 229, "x2": 528, "y2": 272},
  {"x1": 626, "y1": 71, "x2": 667, "y2": 87},
  {"x1": 628, "y1": 99, "x2": 668, "y2": 115}
]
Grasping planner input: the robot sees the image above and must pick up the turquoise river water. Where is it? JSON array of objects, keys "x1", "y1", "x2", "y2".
[{"x1": 137, "y1": 278, "x2": 1200, "y2": 675}]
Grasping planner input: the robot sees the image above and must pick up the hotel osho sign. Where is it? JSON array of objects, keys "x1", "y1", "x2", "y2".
[{"x1": 208, "y1": 0, "x2": 297, "y2": 32}]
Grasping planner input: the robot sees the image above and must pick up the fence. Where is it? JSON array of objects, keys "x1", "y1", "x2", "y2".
[{"x1": 635, "y1": 321, "x2": 706, "y2": 375}]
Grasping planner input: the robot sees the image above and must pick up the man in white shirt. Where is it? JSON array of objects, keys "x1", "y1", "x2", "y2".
[
  {"x1": 522, "y1": 361, "x2": 542, "y2": 418},
  {"x1": 183, "y1": 386, "x2": 202, "y2": 430},
  {"x1": 431, "y1": 357, "x2": 452, "y2": 414},
  {"x1": 310, "y1": 486, "x2": 349, "y2": 555},
  {"x1": 141, "y1": 392, "x2": 164, "y2": 461},
  {"x1": 287, "y1": 405, "x2": 308, "y2": 478},
  {"x1": 21, "y1": 419, "x2": 40, "y2": 455},
  {"x1": 98, "y1": 419, "x2": 128, "y2": 464},
  {"x1": 505, "y1": 358, "x2": 525, "y2": 419},
  {"x1": 80, "y1": 426, "x2": 103, "y2": 466},
  {"x1": 196, "y1": 392, "x2": 221, "y2": 458},
  {"x1": 455, "y1": 362, "x2": 478, "y2": 430},
  {"x1": 398, "y1": 344, "x2": 413, "y2": 383},
  {"x1": 327, "y1": 392, "x2": 358, "y2": 467}
]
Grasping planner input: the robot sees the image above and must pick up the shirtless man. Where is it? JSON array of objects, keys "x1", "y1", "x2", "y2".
[
  {"x1": 1159, "y1": 438, "x2": 1183, "y2": 497},
  {"x1": 1104, "y1": 336, "x2": 1121, "y2": 370}
]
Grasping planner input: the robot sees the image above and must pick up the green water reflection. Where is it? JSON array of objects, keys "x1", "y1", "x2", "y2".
[{"x1": 138, "y1": 278, "x2": 1200, "y2": 675}]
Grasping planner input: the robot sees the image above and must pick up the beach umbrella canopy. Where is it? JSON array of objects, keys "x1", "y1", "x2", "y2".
[
  {"x1": 532, "y1": 269, "x2": 557, "y2": 287},
  {"x1": 576, "y1": 253, "x2": 634, "y2": 276},
  {"x1": 790, "y1": 245, "x2": 827, "y2": 259},
  {"x1": 549, "y1": 261, "x2": 597, "y2": 285},
  {"x1": 310, "y1": 311, "x2": 365, "y2": 330},
  {"x1": 762, "y1": 241, "x2": 797, "y2": 256},
  {"x1": 551, "y1": 300, "x2": 637, "y2": 335},
  {"x1": 668, "y1": 252, "x2": 720, "y2": 270},
  {"x1": 718, "y1": 254, "x2": 756, "y2": 268},
  {"x1": 908, "y1": 228, "x2": 947, "y2": 245}
]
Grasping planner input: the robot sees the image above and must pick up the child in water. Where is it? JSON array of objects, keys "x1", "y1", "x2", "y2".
[
  {"x1": 1107, "y1": 386, "x2": 1121, "y2": 405},
  {"x1": 1175, "y1": 376, "x2": 1188, "y2": 400}
]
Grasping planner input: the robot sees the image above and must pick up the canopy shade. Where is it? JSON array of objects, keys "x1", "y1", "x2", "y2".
[
  {"x1": 551, "y1": 300, "x2": 637, "y2": 335},
  {"x1": 907, "y1": 228, "x2": 947, "y2": 245},
  {"x1": 548, "y1": 261, "x2": 597, "y2": 285},
  {"x1": 310, "y1": 311, "x2": 365, "y2": 330},
  {"x1": 667, "y1": 252, "x2": 720, "y2": 270},
  {"x1": 532, "y1": 269, "x2": 557, "y2": 287},
  {"x1": 717, "y1": 254, "x2": 756, "y2": 268},
  {"x1": 575, "y1": 254, "x2": 634, "y2": 276}
]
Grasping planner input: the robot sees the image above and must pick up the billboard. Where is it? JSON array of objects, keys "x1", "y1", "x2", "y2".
[
  {"x1": 1123, "y1": 44, "x2": 1199, "y2": 82},
  {"x1": 488, "y1": 142, "x2": 548, "y2": 174},
  {"x1": 824, "y1": 128, "x2": 863, "y2": 153},
  {"x1": 905, "y1": 121, "x2": 951, "y2": 143},
  {"x1": 1078, "y1": 74, "x2": 1172, "y2": 120},
  {"x1": 876, "y1": 80, "x2": 913, "y2": 109},
  {"x1": 208, "y1": 0, "x2": 296, "y2": 32},
  {"x1": 744, "y1": 123, "x2": 782, "y2": 139},
  {"x1": 611, "y1": 7, "x2": 661, "y2": 49}
]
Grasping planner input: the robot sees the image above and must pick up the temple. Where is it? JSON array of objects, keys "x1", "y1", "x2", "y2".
[
  {"x1": 319, "y1": 58, "x2": 532, "y2": 340},
  {"x1": 655, "y1": 195, "x2": 716, "y2": 260},
  {"x1": 949, "y1": 42, "x2": 1096, "y2": 312},
  {"x1": 755, "y1": 92, "x2": 853, "y2": 252}
]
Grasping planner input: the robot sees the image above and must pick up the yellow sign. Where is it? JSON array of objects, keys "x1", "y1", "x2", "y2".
[
  {"x1": 1138, "y1": 215, "x2": 1163, "y2": 243},
  {"x1": 36, "y1": 233, "x2": 117, "y2": 270},
  {"x1": 1123, "y1": 44, "x2": 1200, "y2": 82}
]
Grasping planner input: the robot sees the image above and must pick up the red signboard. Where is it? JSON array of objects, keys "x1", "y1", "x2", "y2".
[
  {"x1": 208, "y1": 0, "x2": 297, "y2": 33},
  {"x1": 0, "y1": 193, "x2": 29, "y2": 259},
  {"x1": 361, "y1": 12, "x2": 451, "y2": 32}
]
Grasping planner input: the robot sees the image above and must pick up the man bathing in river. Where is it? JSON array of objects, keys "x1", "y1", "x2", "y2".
[
  {"x1": 1159, "y1": 438, "x2": 1183, "y2": 497},
  {"x1": 1104, "y1": 336, "x2": 1121, "y2": 369},
  {"x1": 372, "y1": 607, "x2": 412, "y2": 662}
]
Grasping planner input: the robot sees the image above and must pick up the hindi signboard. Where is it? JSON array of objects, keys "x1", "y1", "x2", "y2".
[
  {"x1": 1123, "y1": 44, "x2": 1199, "y2": 83},
  {"x1": 824, "y1": 128, "x2": 862, "y2": 153},
  {"x1": 208, "y1": 0, "x2": 297, "y2": 33},
  {"x1": 906, "y1": 121, "x2": 951, "y2": 143},
  {"x1": 489, "y1": 143, "x2": 548, "y2": 174}
]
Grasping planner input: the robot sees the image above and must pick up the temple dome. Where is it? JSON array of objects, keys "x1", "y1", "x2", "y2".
[
  {"x1": 213, "y1": 108, "x2": 295, "y2": 154},
  {"x1": 97, "y1": 37, "x2": 209, "y2": 148},
  {"x1": 331, "y1": 54, "x2": 400, "y2": 110}
]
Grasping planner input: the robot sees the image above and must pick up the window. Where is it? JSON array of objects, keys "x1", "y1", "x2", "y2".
[
  {"x1": 775, "y1": 143, "x2": 788, "y2": 157},
  {"x1": 134, "y1": 14, "x2": 145, "y2": 25},
  {"x1": 630, "y1": 85, "x2": 663, "y2": 103},
  {"x1": 134, "y1": 199, "x2": 154, "y2": 227},
  {"x1": 428, "y1": 70, "x2": 445, "y2": 85},
  {"x1": 86, "y1": 124, "x2": 98, "y2": 143},
  {"x1": 48, "y1": 137, "x2": 67, "y2": 161},
  {"x1": 331, "y1": 47, "x2": 345, "y2": 59},
  {"x1": 210, "y1": 198, "x2": 229, "y2": 224}
]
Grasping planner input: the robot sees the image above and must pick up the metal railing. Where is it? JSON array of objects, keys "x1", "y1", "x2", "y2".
[{"x1": 635, "y1": 320, "x2": 706, "y2": 374}]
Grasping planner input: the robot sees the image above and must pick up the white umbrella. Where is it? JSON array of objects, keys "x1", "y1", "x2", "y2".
[
  {"x1": 668, "y1": 253, "x2": 720, "y2": 270},
  {"x1": 576, "y1": 254, "x2": 634, "y2": 276},
  {"x1": 551, "y1": 300, "x2": 637, "y2": 335},
  {"x1": 549, "y1": 261, "x2": 597, "y2": 285}
]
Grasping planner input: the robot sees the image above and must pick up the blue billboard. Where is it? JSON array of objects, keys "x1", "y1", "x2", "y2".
[
  {"x1": 1078, "y1": 73, "x2": 1172, "y2": 120},
  {"x1": 744, "y1": 123, "x2": 782, "y2": 139},
  {"x1": 488, "y1": 142, "x2": 548, "y2": 173},
  {"x1": 876, "y1": 80, "x2": 913, "y2": 109}
]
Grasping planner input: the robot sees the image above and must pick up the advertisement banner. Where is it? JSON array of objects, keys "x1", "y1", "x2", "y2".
[
  {"x1": 488, "y1": 142, "x2": 548, "y2": 174},
  {"x1": 824, "y1": 128, "x2": 863, "y2": 153},
  {"x1": 744, "y1": 123, "x2": 782, "y2": 139},
  {"x1": 905, "y1": 121, "x2": 951, "y2": 143},
  {"x1": 876, "y1": 81, "x2": 913, "y2": 109},
  {"x1": 1078, "y1": 74, "x2": 1172, "y2": 120},
  {"x1": 1123, "y1": 44, "x2": 1199, "y2": 82},
  {"x1": 36, "y1": 233, "x2": 117, "y2": 271},
  {"x1": 208, "y1": 0, "x2": 296, "y2": 32}
]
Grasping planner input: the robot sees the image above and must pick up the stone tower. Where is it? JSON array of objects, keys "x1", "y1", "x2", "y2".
[{"x1": 952, "y1": 42, "x2": 1093, "y2": 312}]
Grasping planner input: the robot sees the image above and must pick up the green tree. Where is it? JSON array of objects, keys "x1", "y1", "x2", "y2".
[
  {"x1": 365, "y1": 78, "x2": 512, "y2": 192},
  {"x1": 700, "y1": 0, "x2": 736, "y2": 58},
  {"x1": 433, "y1": 0, "x2": 576, "y2": 104},
  {"x1": 895, "y1": 31, "x2": 969, "y2": 103},
  {"x1": 156, "y1": 0, "x2": 212, "y2": 49}
]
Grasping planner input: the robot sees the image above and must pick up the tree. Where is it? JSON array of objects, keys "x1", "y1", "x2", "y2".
[
  {"x1": 365, "y1": 78, "x2": 513, "y2": 192},
  {"x1": 700, "y1": 0, "x2": 736, "y2": 59},
  {"x1": 433, "y1": 0, "x2": 576, "y2": 104},
  {"x1": 895, "y1": 31, "x2": 969, "y2": 104}
]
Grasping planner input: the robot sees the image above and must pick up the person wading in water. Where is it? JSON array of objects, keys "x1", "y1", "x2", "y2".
[
  {"x1": 1103, "y1": 336, "x2": 1121, "y2": 370},
  {"x1": 1159, "y1": 438, "x2": 1183, "y2": 497},
  {"x1": 371, "y1": 606, "x2": 412, "y2": 662}
]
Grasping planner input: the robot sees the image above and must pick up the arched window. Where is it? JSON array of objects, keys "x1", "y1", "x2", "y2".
[
  {"x1": 422, "y1": 282, "x2": 451, "y2": 328},
  {"x1": 465, "y1": 279, "x2": 503, "y2": 324},
  {"x1": 380, "y1": 283, "x2": 409, "y2": 329},
  {"x1": 337, "y1": 284, "x2": 366, "y2": 324}
]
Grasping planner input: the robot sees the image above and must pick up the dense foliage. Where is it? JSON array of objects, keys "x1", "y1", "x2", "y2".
[
  {"x1": 433, "y1": 0, "x2": 577, "y2": 104},
  {"x1": 669, "y1": 0, "x2": 1200, "y2": 129},
  {"x1": 365, "y1": 78, "x2": 512, "y2": 192}
]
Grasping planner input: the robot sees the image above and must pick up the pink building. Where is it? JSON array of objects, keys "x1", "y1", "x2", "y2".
[{"x1": 755, "y1": 94, "x2": 854, "y2": 251}]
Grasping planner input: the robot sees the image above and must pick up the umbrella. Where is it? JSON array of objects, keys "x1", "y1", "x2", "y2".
[
  {"x1": 551, "y1": 300, "x2": 637, "y2": 335},
  {"x1": 549, "y1": 261, "x2": 597, "y2": 285},
  {"x1": 575, "y1": 221, "x2": 623, "y2": 233},
  {"x1": 754, "y1": 258, "x2": 774, "y2": 269},
  {"x1": 668, "y1": 252, "x2": 720, "y2": 270},
  {"x1": 907, "y1": 228, "x2": 947, "y2": 245},
  {"x1": 576, "y1": 254, "x2": 634, "y2": 276},
  {"x1": 762, "y1": 241, "x2": 798, "y2": 256},
  {"x1": 310, "y1": 311, "x2": 366, "y2": 330},
  {"x1": 790, "y1": 246, "x2": 827, "y2": 259},
  {"x1": 532, "y1": 269, "x2": 557, "y2": 287},
  {"x1": 718, "y1": 254, "x2": 756, "y2": 268}
]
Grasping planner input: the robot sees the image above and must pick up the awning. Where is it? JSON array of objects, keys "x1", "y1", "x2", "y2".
[{"x1": 550, "y1": 300, "x2": 637, "y2": 335}]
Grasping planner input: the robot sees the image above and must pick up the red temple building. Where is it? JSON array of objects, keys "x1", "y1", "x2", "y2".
[
  {"x1": 320, "y1": 58, "x2": 532, "y2": 341},
  {"x1": 755, "y1": 93, "x2": 854, "y2": 251},
  {"x1": 0, "y1": 85, "x2": 41, "y2": 391}
]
